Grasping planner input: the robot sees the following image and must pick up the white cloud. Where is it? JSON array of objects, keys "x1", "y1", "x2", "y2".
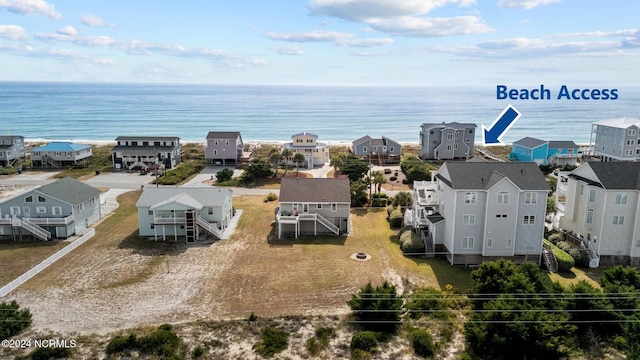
[
  {"x1": 338, "y1": 37, "x2": 393, "y2": 47},
  {"x1": 265, "y1": 30, "x2": 352, "y2": 43},
  {"x1": 80, "y1": 14, "x2": 112, "y2": 27},
  {"x1": 0, "y1": 24, "x2": 28, "y2": 41},
  {"x1": 496, "y1": 0, "x2": 561, "y2": 10},
  {"x1": 308, "y1": 0, "x2": 474, "y2": 22},
  {"x1": 369, "y1": 16, "x2": 492, "y2": 37},
  {"x1": 57, "y1": 25, "x2": 76, "y2": 36},
  {"x1": 270, "y1": 45, "x2": 305, "y2": 55},
  {"x1": 0, "y1": 0, "x2": 62, "y2": 19},
  {"x1": 557, "y1": 29, "x2": 639, "y2": 38}
]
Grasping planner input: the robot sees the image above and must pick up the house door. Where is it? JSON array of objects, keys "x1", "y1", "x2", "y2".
[
  {"x1": 22, "y1": 206, "x2": 31, "y2": 218},
  {"x1": 10, "y1": 206, "x2": 20, "y2": 217},
  {"x1": 303, "y1": 204, "x2": 308, "y2": 213}
]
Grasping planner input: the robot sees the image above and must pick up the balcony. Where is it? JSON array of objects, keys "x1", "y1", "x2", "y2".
[
  {"x1": 154, "y1": 215, "x2": 187, "y2": 224},
  {"x1": 27, "y1": 215, "x2": 75, "y2": 226}
]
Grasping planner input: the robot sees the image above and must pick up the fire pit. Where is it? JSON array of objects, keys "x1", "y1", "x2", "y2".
[{"x1": 350, "y1": 252, "x2": 371, "y2": 261}]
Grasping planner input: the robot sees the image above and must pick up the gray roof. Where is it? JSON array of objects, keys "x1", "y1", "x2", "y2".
[
  {"x1": 206, "y1": 131, "x2": 242, "y2": 140},
  {"x1": 548, "y1": 140, "x2": 578, "y2": 149},
  {"x1": 115, "y1": 136, "x2": 180, "y2": 141},
  {"x1": 111, "y1": 145, "x2": 177, "y2": 154},
  {"x1": 291, "y1": 132, "x2": 318, "y2": 139},
  {"x1": 36, "y1": 177, "x2": 101, "y2": 205},
  {"x1": 421, "y1": 122, "x2": 477, "y2": 130},
  {"x1": 136, "y1": 187, "x2": 233, "y2": 208},
  {"x1": 437, "y1": 162, "x2": 549, "y2": 191},
  {"x1": 353, "y1": 135, "x2": 372, "y2": 146},
  {"x1": 280, "y1": 178, "x2": 350, "y2": 203},
  {"x1": 513, "y1": 137, "x2": 546, "y2": 149},
  {"x1": 580, "y1": 162, "x2": 640, "y2": 190}
]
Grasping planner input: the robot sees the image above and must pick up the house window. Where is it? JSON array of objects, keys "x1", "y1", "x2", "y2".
[
  {"x1": 627, "y1": 140, "x2": 635, "y2": 146},
  {"x1": 588, "y1": 189, "x2": 596, "y2": 202},
  {"x1": 90, "y1": 198, "x2": 96, "y2": 206},
  {"x1": 626, "y1": 150, "x2": 634, "y2": 156},
  {"x1": 225, "y1": 140, "x2": 229, "y2": 146},
  {"x1": 613, "y1": 216, "x2": 625, "y2": 225},
  {"x1": 455, "y1": 131, "x2": 459, "y2": 139},
  {"x1": 25, "y1": 196, "x2": 33, "y2": 203},
  {"x1": 580, "y1": 184, "x2": 584, "y2": 195},
  {"x1": 586, "y1": 209, "x2": 594, "y2": 224},
  {"x1": 497, "y1": 192, "x2": 509, "y2": 204},
  {"x1": 615, "y1": 193, "x2": 628, "y2": 205},
  {"x1": 10, "y1": 206, "x2": 20, "y2": 216},
  {"x1": 150, "y1": 224, "x2": 155, "y2": 229},
  {"x1": 363, "y1": 146, "x2": 367, "y2": 153},
  {"x1": 213, "y1": 149, "x2": 218, "y2": 156},
  {"x1": 331, "y1": 203, "x2": 337, "y2": 212},
  {"x1": 79, "y1": 203, "x2": 85, "y2": 211},
  {"x1": 214, "y1": 140, "x2": 219, "y2": 146},
  {"x1": 629, "y1": 129, "x2": 637, "y2": 136},
  {"x1": 36, "y1": 206, "x2": 46, "y2": 214},
  {"x1": 208, "y1": 207, "x2": 213, "y2": 215},
  {"x1": 454, "y1": 144, "x2": 458, "y2": 150},
  {"x1": 496, "y1": 214, "x2": 507, "y2": 218},
  {"x1": 506, "y1": 238, "x2": 513, "y2": 248},
  {"x1": 525, "y1": 192, "x2": 537, "y2": 204},
  {"x1": 462, "y1": 237, "x2": 474, "y2": 249},
  {"x1": 52, "y1": 206, "x2": 62, "y2": 215},
  {"x1": 523, "y1": 215, "x2": 536, "y2": 225},
  {"x1": 317, "y1": 204, "x2": 323, "y2": 209},
  {"x1": 446, "y1": 145, "x2": 452, "y2": 151},
  {"x1": 487, "y1": 238, "x2": 493, "y2": 248},
  {"x1": 465, "y1": 192, "x2": 477, "y2": 204},
  {"x1": 447, "y1": 132, "x2": 453, "y2": 140},
  {"x1": 463, "y1": 214, "x2": 476, "y2": 225},
  {"x1": 148, "y1": 210, "x2": 153, "y2": 216}
]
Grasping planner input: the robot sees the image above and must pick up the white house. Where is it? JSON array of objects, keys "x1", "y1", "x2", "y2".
[
  {"x1": 558, "y1": 162, "x2": 640, "y2": 267},
  {"x1": 282, "y1": 132, "x2": 329, "y2": 168},
  {"x1": 407, "y1": 162, "x2": 550, "y2": 266},
  {"x1": 591, "y1": 117, "x2": 640, "y2": 162},
  {"x1": 136, "y1": 187, "x2": 233, "y2": 243}
]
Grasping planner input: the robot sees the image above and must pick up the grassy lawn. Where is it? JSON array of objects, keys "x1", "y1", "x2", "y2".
[
  {"x1": 53, "y1": 144, "x2": 114, "y2": 179},
  {"x1": 0, "y1": 240, "x2": 69, "y2": 287}
]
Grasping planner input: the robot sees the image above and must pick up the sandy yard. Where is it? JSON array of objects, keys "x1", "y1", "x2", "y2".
[{"x1": 5, "y1": 192, "x2": 406, "y2": 336}]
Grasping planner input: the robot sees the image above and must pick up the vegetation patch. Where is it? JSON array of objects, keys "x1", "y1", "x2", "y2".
[
  {"x1": 544, "y1": 239, "x2": 575, "y2": 272},
  {"x1": 399, "y1": 227, "x2": 425, "y2": 254},
  {"x1": 156, "y1": 160, "x2": 205, "y2": 185},
  {"x1": 105, "y1": 324, "x2": 183, "y2": 359},
  {"x1": 253, "y1": 326, "x2": 289, "y2": 357},
  {"x1": 0, "y1": 301, "x2": 32, "y2": 340}
]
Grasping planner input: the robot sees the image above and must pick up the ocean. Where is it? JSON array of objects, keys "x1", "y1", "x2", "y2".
[{"x1": 0, "y1": 81, "x2": 637, "y2": 144}]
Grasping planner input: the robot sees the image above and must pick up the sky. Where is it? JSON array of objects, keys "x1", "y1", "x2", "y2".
[{"x1": 0, "y1": 0, "x2": 638, "y2": 85}]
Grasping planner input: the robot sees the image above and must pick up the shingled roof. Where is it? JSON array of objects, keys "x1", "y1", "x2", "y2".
[
  {"x1": 437, "y1": 162, "x2": 549, "y2": 191},
  {"x1": 36, "y1": 177, "x2": 101, "y2": 205},
  {"x1": 279, "y1": 178, "x2": 350, "y2": 203},
  {"x1": 578, "y1": 162, "x2": 640, "y2": 190},
  {"x1": 513, "y1": 137, "x2": 546, "y2": 148},
  {"x1": 206, "y1": 131, "x2": 242, "y2": 140}
]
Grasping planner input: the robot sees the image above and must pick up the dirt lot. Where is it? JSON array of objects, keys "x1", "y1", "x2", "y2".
[{"x1": 5, "y1": 191, "x2": 456, "y2": 336}]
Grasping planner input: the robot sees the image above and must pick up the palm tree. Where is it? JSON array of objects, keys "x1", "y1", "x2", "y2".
[
  {"x1": 269, "y1": 148, "x2": 282, "y2": 178},
  {"x1": 280, "y1": 148, "x2": 293, "y2": 176},
  {"x1": 372, "y1": 170, "x2": 386, "y2": 193},
  {"x1": 293, "y1": 152, "x2": 305, "y2": 175}
]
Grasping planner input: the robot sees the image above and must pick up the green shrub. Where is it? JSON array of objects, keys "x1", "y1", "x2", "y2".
[
  {"x1": 265, "y1": 192, "x2": 278, "y2": 202},
  {"x1": 27, "y1": 346, "x2": 72, "y2": 360},
  {"x1": 248, "y1": 312, "x2": 259, "y2": 321},
  {"x1": 405, "y1": 287, "x2": 452, "y2": 320},
  {"x1": 372, "y1": 193, "x2": 388, "y2": 198},
  {"x1": 384, "y1": 168, "x2": 392, "y2": 174},
  {"x1": 254, "y1": 326, "x2": 289, "y2": 357},
  {"x1": 306, "y1": 326, "x2": 335, "y2": 356},
  {"x1": 105, "y1": 333, "x2": 137, "y2": 354},
  {"x1": 399, "y1": 229, "x2": 425, "y2": 254},
  {"x1": 156, "y1": 161, "x2": 205, "y2": 185},
  {"x1": 613, "y1": 335, "x2": 627, "y2": 350},
  {"x1": 389, "y1": 176, "x2": 397, "y2": 181},
  {"x1": 371, "y1": 198, "x2": 387, "y2": 207},
  {"x1": 389, "y1": 206, "x2": 403, "y2": 228},
  {"x1": 548, "y1": 232, "x2": 564, "y2": 244},
  {"x1": 386, "y1": 205, "x2": 395, "y2": 216},
  {"x1": 105, "y1": 324, "x2": 180, "y2": 358},
  {"x1": 551, "y1": 245, "x2": 574, "y2": 272},
  {"x1": 402, "y1": 179, "x2": 409, "y2": 184},
  {"x1": 306, "y1": 337, "x2": 320, "y2": 356},
  {"x1": 192, "y1": 345, "x2": 205, "y2": 358},
  {"x1": 216, "y1": 168, "x2": 234, "y2": 182},
  {"x1": 351, "y1": 331, "x2": 378, "y2": 353},
  {"x1": 0, "y1": 301, "x2": 32, "y2": 341},
  {"x1": 409, "y1": 329, "x2": 436, "y2": 358}
]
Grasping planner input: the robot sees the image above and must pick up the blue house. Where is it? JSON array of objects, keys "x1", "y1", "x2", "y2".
[{"x1": 509, "y1": 137, "x2": 579, "y2": 166}]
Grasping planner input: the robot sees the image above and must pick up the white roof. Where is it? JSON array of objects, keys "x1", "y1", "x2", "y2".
[{"x1": 593, "y1": 117, "x2": 640, "y2": 129}]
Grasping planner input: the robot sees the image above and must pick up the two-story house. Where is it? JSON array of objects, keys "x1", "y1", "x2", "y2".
[
  {"x1": 419, "y1": 122, "x2": 476, "y2": 160},
  {"x1": 408, "y1": 162, "x2": 549, "y2": 266},
  {"x1": 558, "y1": 162, "x2": 640, "y2": 267},
  {"x1": 205, "y1": 131, "x2": 243, "y2": 165},
  {"x1": 30, "y1": 142, "x2": 93, "y2": 168},
  {"x1": 111, "y1": 136, "x2": 181, "y2": 170},
  {"x1": 276, "y1": 178, "x2": 350, "y2": 239},
  {"x1": 509, "y1": 137, "x2": 580, "y2": 166},
  {"x1": 136, "y1": 187, "x2": 234, "y2": 243},
  {"x1": 591, "y1": 117, "x2": 640, "y2": 162},
  {"x1": 352, "y1": 135, "x2": 402, "y2": 164},
  {"x1": 282, "y1": 132, "x2": 329, "y2": 168},
  {"x1": 0, "y1": 177, "x2": 102, "y2": 241},
  {"x1": 0, "y1": 135, "x2": 26, "y2": 166}
]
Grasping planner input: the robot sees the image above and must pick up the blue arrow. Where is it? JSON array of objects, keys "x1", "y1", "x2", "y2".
[{"x1": 482, "y1": 104, "x2": 521, "y2": 145}]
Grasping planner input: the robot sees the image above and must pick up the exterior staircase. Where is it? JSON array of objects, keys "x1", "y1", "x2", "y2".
[
  {"x1": 420, "y1": 230, "x2": 435, "y2": 257},
  {"x1": 312, "y1": 213, "x2": 340, "y2": 235},
  {"x1": 12, "y1": 218, "x2": 51, "y2": 241},
  {"x1": 43, "y1": 156, "x2": 61, "y2": 168},
  {"x1": 196, "y1": 216, "x2": 223, "y2": 239},
  {"x1": 542, "y1": 246, "x2": 558, "y2": 272}
]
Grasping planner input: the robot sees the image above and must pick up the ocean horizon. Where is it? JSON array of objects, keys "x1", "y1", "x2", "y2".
[{"x1": 1, "y1": 81, "x2": 637, "y2": 145}]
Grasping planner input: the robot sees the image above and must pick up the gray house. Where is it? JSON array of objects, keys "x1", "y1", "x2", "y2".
[
  {"x1": 276, "y1": 178, "x2": 351, "y2": 239},
  {"x1": 30, "y1": 142, "x2": 93, "y2": 168},
  {"x1": 591, "y1": 117, "x2": 640, "y2": 161},
  {"x1": 112, "y1": 136, "x2": 181, "y2": 170},
  {"x1": 419, "y1": 122, "x2": 476, "y2": 160},
  {"x1": 0, "y1": 135, "x2": 26, "y2": 166},
  {"x1": 558, "y1": 162, "x2": 640, "y2": 268},
  {"x1": 352, "y1": 135, "x2": 402, "y2": 164},
  {"x1": 136, "y1": 187, "x2": 233, "y2": 243},
  {"x1": 0, "y1": 177, "x2": 102, "y2": 241},
  {"x1": 205, "y1": 131, "x2": 243, "y2": 165},
  {"x1": 408, "y1": 162, "x2": 549, "y2": 266}
]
